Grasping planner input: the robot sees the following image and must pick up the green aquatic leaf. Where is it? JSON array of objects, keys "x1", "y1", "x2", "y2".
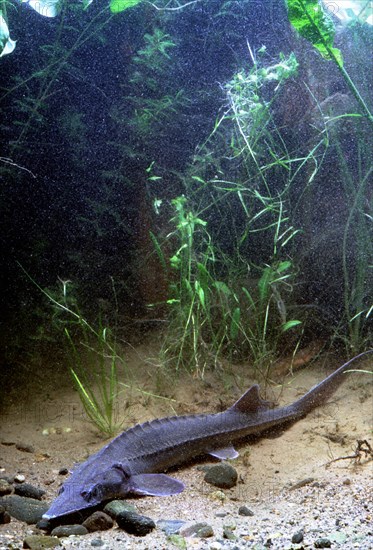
[
  {"x1": 281, "y1": 319, "x2": 302, "y2": 332},
  {"x1": 110, "y1": 0, "x2": 142, "y2": 14},
  {"x1": 230, "y1": 307, "x2": 241, "y2": 340},
  {"x1": 286, "y1": 0, "x2": 343, "y2": 66}
]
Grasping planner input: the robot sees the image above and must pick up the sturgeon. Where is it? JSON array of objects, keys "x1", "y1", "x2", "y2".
[{"x1": 44, "y1": 351, "x2": 372, "y2": 521}]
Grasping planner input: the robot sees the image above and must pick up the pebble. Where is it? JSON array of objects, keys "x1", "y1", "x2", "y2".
[
  {"x1": 180, "y1": 522, "x2": 214, "y2": 538},
  {"x1": 58, "y1": 467, "x2": 69, "y2": 475},
  {"x1": 0, "y1": 504, "x2": 11, "y2": 524},
  {"x1": 0, "y1": 494, "x2": 49, "y2": 524},
  {"x1": 291, "y1": 530, "x2": 304, "y2": 543},
  {"x1": 103, "y1": 499, "x2": 137, "y2": 518},
  {"x1": 23, "y1": 534, "x2": 62, "y2": 549},
  {"x1": 204, "y1": 462, "x2": 238, "y2": 489},
  {"x1": 157, "y1": 519, "x2": 186, "y2": 535},
  {"x1": 82, "y1": 511, "x2": 114, "y2": 532},
  {"x1": 14, "y1": 482, "x2": 45, "y2": 500},
  {"x1": 238, "y1": 505, "x2": 254, "y2": 516},
  {"x1": 51, "y1": 524, "x2": 89, "y2": 537},
  {"x1": 288, "y1": 477, "x2": 314, "y2": 491},
  {"x1": 15, "y1": 442, "x2": 35, "y2": 453},
  {"x1": 116, "y1": 511, "x2": 155, "y2": 536},
  {"x1": 14, "y1": 473, "x2": 26, "y2": 482},
  {"x1": 91, "y1": 539, "x2": 105, "y2": 547},
  {"x1": 223, "y1": 526, "x2": 236, "y2": 540},
  {"x1": 314, "y1": 537, "x2": 332, "y2": 548},
  {"x1": 167, "y1": 534, "x2": 187, "y2": 549},
  {"x1": 0, "y1": 478, "x2": 13, "y2": 496}
]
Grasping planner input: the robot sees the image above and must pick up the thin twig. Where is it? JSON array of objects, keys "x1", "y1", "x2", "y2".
[{"x1": 326, "y1": 439, "x2": 373, "y2": 467}]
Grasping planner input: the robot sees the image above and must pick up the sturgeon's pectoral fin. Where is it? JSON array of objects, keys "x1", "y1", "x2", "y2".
[
  {"x1": 128, "y1": 473, "x2": 185, "y2": 497},
  {"x1": 208, "y1": 445, "x2": 239, "y2": 460}
]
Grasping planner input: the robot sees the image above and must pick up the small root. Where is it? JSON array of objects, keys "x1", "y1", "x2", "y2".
[{"x1": 326, "y1": 439, "x2": 373, "y2": 468}]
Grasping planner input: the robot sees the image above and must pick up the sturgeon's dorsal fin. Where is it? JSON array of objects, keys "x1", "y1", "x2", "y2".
[{"x1": 229, "y1": 384, "x2": 271, "y2": 414}]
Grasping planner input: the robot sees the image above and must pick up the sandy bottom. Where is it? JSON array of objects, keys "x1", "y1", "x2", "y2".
[{"x1": 0, "y1": 343, "x2": 372, "y2": 549}]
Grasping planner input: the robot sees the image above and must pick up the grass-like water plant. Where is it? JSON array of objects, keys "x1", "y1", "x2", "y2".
[
  {"x1": 18, "y1": 266, "x2": 125, "y2": 436},
  {"x1": 151, "y1": 50, "x2": 307, "y2": 377},
  {"x1": 287, "y1": 0, "x2": 372, "y2": 352}
]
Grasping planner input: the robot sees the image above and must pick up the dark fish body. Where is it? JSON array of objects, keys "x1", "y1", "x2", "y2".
[{"x1": 44, "y1": 351, "x2": 372, "y2": 520}]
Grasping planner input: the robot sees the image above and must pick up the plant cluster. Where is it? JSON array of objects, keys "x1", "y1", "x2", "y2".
[{"x1": 1, "y1": 0, "x2": 371, "y2": 433}]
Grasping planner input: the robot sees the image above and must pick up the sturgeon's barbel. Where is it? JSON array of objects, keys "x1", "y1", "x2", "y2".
[{"x1": 44, "y1": 351, "x2": 372, "y2": 520}]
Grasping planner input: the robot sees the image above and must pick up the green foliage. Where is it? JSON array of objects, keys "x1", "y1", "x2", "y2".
[
  {"x1": 20, "y1": 269, "x2": 126, "y2": 436},
  {"x1": 286, "y1": 0, "x2": 343, "y2": 65},
  {"x1": 158, "y1": 191, "x2": 302, "y2": 376},
  {"x1": 153, "y1": 52, "x2": 307, "y2": 376},
  {"x1": 110, "y1": 0, "x2": 142, "y2": 14},
  {"x1": 132, "y1": 28, "x2": 176, "y2": 65},
  {"x1": 338, "y1": 136, "x2": 373, "y2": 353},
  {"x1": 239, "y1": 260, "x2": 301, "y2": 371},
  {"x1": 286, "y1": 0, "x2": 372, "y2": 126},
  {"x1": 129, "y1": 28, "x2": 177, "y2": 93},
  {"x1": 129, "y1": 90, "x2": 188, "y2": 138},
  {"x1": 161, "y1": 196, "x2": 215, "y2": 374}
]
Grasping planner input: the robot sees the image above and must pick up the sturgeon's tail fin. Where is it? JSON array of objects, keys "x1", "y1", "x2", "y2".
[{"x1": 290, "y1": 350, "x2": 373, "y2": 416}]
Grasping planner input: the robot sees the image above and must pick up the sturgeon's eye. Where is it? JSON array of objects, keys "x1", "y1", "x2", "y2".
[{"x1": 81, "y1": 484, "x2": 104, "y2": 502}]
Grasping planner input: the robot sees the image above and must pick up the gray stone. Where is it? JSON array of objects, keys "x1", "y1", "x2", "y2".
[
  {"x1": 51, "y1": 524, "x2": 89, "y2": 537},
  {"x1": 157, "y1": 519, "x2": 186, "y2": 535},
  {"x1": 0, "y1": 478, "x2": 13, "y2": 496},
  {"x1": 116, "y1": 511, "x2": 155, "y2": 536},
  {"x1": 0, "y1": 494, "x2": 48, "y2": 524},
  {"x1": 292, "y1": 530, "x2": 304, "y2": 543},
  {"x1": 315, "y1": 538, "x2": 332, "y2": 548},
  {"x1": 0, "y1": 504, "x2": 11, "y2": 524},
  {"x1": 204, "y1": 462, "x2": 238, "y2": 489},
  {"x1": 223, "y1": 527, "x2": 236, "y2": 540},
  {"x1": 238, "y1": 505, "x2": 254, "y2": 516},
  {"x1": 90, "y1": 539, "x2": 105, "y2": 547},
  {"x1": 15, "y1": 442, "x2": 35, "y2": 453},
  {"x1": 82, "y1": 511, "x2": 114, "y2": 532},
  {"x1": 14, "y1": 473, "x2": 26, "y2": 482},
  {"x1": 103, "y1": 499, "x2": 136, "y2": 518},
  {"x1": 180, "y1": 522, "x2": 214, "y2": 538},
  {"x1": 23, "y1": 535, "x2": 61, "y2": 549},
  {"x1": 14, "y1": 482, "x2": 45, "y2": 500}
]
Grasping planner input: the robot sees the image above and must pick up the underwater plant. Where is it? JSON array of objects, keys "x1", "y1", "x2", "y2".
[
  {"x1": 286, "y1": 0, "x2": 372, "y2": 352},
  {"x1": 150, "y1": 49, "x2": 308, "y2": 376},
  {"x1": 286, "y1": 0, "x2": 373, "y2": 126},
  {"x1": 19, "y1": 267, "x2": 126, "y2": 436}
]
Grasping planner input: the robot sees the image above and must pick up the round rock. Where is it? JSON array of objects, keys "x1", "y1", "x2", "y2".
[
  {"x1": 51, "y1": 524, "x2": 89, "y2": 537},
  {"x1": 204, "y1": 462, "x2": 238, "y2": 489},
  {"x1": 14, "y1": 483, "x2": 45, "y2": 500},
  {"x1": 180, "y1": 522, "x2": 214, "y2": 538},
  {"x1": 82, "y1": 511, "x2": 114, "y2": 532},
  {"x1": 0, "y1": 479, "x2": 13, "y2": 496},
  {"x1": 292, "y1": 530, "x2": 304, "y2": 543},
  {"x1": 0, "y1": 505, "x2": 11, "y2": 524},
  {"x1": 104, "y1": 499, "x2": 136, "y2": 518},
  {"x1": 238, "y1": 505, "x2": 254, "y2": 516},
  {"x1": 15, "y1": 443, "x2": 35, "y2": 453},
  {"x1": 0, "y1": 495, "x2": 49, "y2": 524},
  {"x1": 116, "y1": 511, "x2": 155, "y2": 536},
  {"x1": 23, "y1": 535, "x2": 61, "y2": 549},
  {"x1": 315, "y1": 538, "x2": 331, "y2": 548}
]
